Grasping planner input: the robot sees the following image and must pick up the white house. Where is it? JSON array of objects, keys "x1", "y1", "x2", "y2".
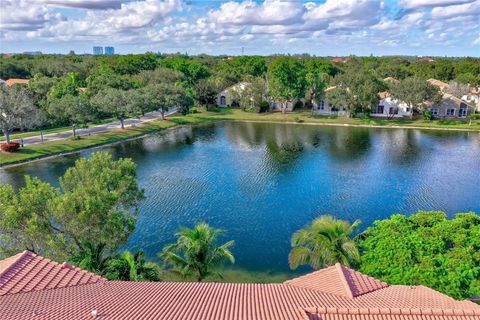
[
  {"x1": 311, "y1": 86, "x2": 349, "y2": 117},
  {"x1": 462, "y1": 88, "x2": 480, "y2": 112},
  {"x1": 216, "y1": 82, "x2": 250, "y2": 107},
  {"x1": 371, "y1": 92, "x2": 413, "y2": 118}
]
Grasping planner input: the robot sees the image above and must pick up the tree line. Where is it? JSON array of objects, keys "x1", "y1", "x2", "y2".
[
  {"x1": 1, "y1": 54, "x2": 479, "y2": 143},
  {"x1": 1, "y1": 152, "x2": 478, "y2": 298}
]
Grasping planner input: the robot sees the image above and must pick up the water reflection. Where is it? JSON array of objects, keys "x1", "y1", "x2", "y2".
[{"x1": 1, "y1": 122, "x2": 479, "y2": 274}]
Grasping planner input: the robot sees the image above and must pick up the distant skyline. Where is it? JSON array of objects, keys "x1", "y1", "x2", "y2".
[{"x1": 0, "y1": 0, "x2": 479, "y2": 57}]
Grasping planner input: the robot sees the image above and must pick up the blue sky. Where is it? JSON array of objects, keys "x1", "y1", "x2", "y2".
[{"x1": 0, "y1": 0, "x2": 479, "y2": 56}]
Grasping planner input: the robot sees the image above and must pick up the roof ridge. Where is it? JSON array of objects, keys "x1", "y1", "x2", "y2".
[
  {"x1": 0, "y1": 251, "x2": 32, "y2": 285},
  {"x1": 335, "y1": 263, "x2": 354, "y2": 299},
  {"x1": 304, "y1": 307, "x2": 480, "y2": 316}
]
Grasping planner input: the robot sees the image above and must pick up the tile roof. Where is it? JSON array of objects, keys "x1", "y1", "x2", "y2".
[
  {"x1": 0, "y1": 253, "x2": 478, "y2": 320},
  {"x1": 0, "y1": 251, "x2": 105, "y2": 296},
  {"x1": 284, "y1": 263, "x2": 388, "y2": 298},
  {"x1": 383, "y1": 77, "x2": 400, "y2": 84},
  {"x1": 427, "y1": 79, "x2": 449, "y2": 89},
  {"x1": 378, "y1": 91, "x2": 392, "y2": 100},
  {"x1": 5, "y1": 78, "x2": 29, "y2": 86}
]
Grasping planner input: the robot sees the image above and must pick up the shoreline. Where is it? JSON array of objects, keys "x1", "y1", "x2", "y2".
[{"x1": 1, "y1": 117, "x2": 479, "y2": 169}]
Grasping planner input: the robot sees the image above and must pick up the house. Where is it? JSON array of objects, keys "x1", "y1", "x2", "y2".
[
  {"x1": 216, "y1": 82, "x2": 250, "y2": 107},
  {"x1": 0, "y1": 79, "x2": 5, "y2": 85},
  {"x1": 5, "y1": 79, "x2": 29, "y2": 87},
  {"x1": 371, "y1": 92, "x2": 413, "y2": 118},
  {"x1": 1, "y1": 251, "x2": 478, "y2": 320},
  {"x1": 427, "y1": 78, "x2": 449, "y2": 92},
  {"x1": 312, "y1": 86, "x2": 350, "y2": 117},
  {"x1": 462, "y1": 88, "x2": 480, "y2": 112},
  {"x1": 430, "y1": 93, "x2": 475, "y2": 119}
]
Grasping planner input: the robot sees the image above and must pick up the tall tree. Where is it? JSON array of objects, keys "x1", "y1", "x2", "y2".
[
  {"x1": 0, "y1": 152, "x2": 145, "y2": 262},
  {"x1": 145, "y1": 83, "x2": 189, "y2": 119},
  {"x1": 48, "y1": 94, "x2": 95, "y2": 136},
  {"x1": 159, "y1": 223, "x2": 235, "y2": 281},
  {"x1": 267, "y1": 56, "x2": 307, "y2": 113},
  {"x1": 359, "y1": 211, "x2": 480, "y2": 300},
  {"x1": 0, "y1": 85, "x2": 43, "y2": 144},
  {"x1": 194, "y1": 79, "x2": 218, "y2": 110},
  {"x1": 92, "y1": 88, "x2": 138, "y2": 129},
  {"x1": 390, "y1": 77, "x2": 442, "y2": 117},
  {"x1": 289, "y1": 215, "x2": 360, "y2": 270}
]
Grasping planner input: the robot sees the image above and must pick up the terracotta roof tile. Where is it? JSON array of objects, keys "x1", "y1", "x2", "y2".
[
  {"x1": 0, "y1": 253, "x2": 478, "y2": 319},
  {"x1": 5, "y1": 79, "x2": 29, "y2": 86},
  {"x1": 0, "y1": 251, "x2": 105, "y2": 296},
  {"x1": 284, "y1": 263, "x2": 388, "y2": 298},
  {"x1": 427, "y1": 79, "x2": 449, "y2": 89}
]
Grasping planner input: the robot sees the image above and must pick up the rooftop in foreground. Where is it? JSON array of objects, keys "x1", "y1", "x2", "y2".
[{"x1": 0, "y1": 251, "x2": 478, "y2": 320}]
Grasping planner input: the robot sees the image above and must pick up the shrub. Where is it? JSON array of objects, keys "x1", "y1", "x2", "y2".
[
  {"x1": 423, "y1": 111, "x2": 433, "y2": 120},
  {"x1": 469, "y1": 113, "x2": 480, "y2": 120},
  {"x1": 0, "y1": 142, "x2": 20, "y2": 152},
  {"x1": 294, "y1": 117, "x2": 304, "y2": 123},
  {"x1": 258, "y1": 101, "x2": 270, "y2": 113},
  {"x1": 190, "y1": 107, "x2": 199, "y2": 114}
]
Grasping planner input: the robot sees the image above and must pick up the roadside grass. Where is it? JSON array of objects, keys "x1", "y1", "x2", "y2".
[{"x1": 2, "y1": 108, "x2": 479, "y2": 167}]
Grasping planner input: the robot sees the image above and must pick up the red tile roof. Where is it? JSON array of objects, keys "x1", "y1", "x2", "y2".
[
  {"x1": 284, "y1": 263, "x2": 388, "y2": 298},
  {"x1": 0, "y1": 251, "x2": 105, "y2": 296},
  {"x1": 5, "y1": 79, "x2": 29, "y2": 86},
  {"x1": 0, "y1": 254, "x2": 478, "y2": 320}
]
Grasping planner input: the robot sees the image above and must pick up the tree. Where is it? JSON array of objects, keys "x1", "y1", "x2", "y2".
[
  {"x1": 49, "y1": 72, "x2": 84, "y2": 99},
  {"x1": 289, "y1": 215, "x2": 360, "y2": 270},
  {"x1": 104, "y1": 250, "x2": 161, "y2": 281},
  {"x1": 0, "y1": 152, "x2": 145, "y2": 262},
  {"x1": 326, "y1": 68, "x2": 385, "y2": 117},
  {"x1": 159, "y1": 223, "x2": 235, "y2": 281},
  {"x1": 267, "y1": 57, "x2": 307, "y2": 113},
  {"x1": 445, "y1": 81, "x2": 470, "y2": 98},
  {"x1": 359, "y1": 211, "x2": 480, "y2": 300},
  {"x1": 92, "y1": 88, "x2": 138, "y2": 129},
  {"x1": 160, "y1": 56, "x2": 210, "y2": 85},
  {"x1": 390, "y1": 77, "x2": 442, "y2": 117},
  {"x1": 0, "y1": 85, "x2": 43, "y2": 144},
  {"x1": 144, "y1": 83, "x2": 189, "y2": 119},
  {"x1": 194, "y1": 79, "x2": 218, "y2": 110},
  {"x1": 48, "y1": 94, "x2": 95, "y2": 136},
  {"x1": 233, "y1": 77, "x2": 269, "y2": 112},
  {"x1": 304, "y1": 62, "x2": 330, "y2": 109}
]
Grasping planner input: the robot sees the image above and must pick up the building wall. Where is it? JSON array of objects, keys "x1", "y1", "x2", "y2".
[
  {"x1": 430, "y1": 96, "x2": 474, "y2": 118},
  {"x1": 371, "y1": 97, "x2": 412, "y2": 118},
  {"x1": 312, "y1": 99, "x2": 349, "y2": 117}
]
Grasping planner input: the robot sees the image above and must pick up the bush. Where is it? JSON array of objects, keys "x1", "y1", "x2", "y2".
[
  {"x1": 190, "y1": 107, "x2": 199, "y2": 114},
  {"x1": 258, "y1": 101, "x2": 270, "y2": 113},
  {"x1": 0, "y1": 142, "x2": 20, "y2": 152},
  {"x1": 469, "y1": 113, "x2": 480, "y2": 120},
  {"x1": 294, "y1": 117, "x2": 304, "y2": 123},
  {"x1": 423, "y1": 111, "x2": 433, "y2": 120}
]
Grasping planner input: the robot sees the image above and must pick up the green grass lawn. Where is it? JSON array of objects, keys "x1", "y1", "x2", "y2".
[{"x1": 1, "y1": 108, "x2": 479, "y2": 167}]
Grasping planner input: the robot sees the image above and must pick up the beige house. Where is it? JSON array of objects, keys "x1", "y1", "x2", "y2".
[
  {"x1": 216, "y1": 82, "x2": 251, "y2": 107},
  {"x1": 427, "y1": 78, "x2": 449, "y2": 92},
  {"x1": 430, "y1": 93, "x2": 475, "y2": 119}
]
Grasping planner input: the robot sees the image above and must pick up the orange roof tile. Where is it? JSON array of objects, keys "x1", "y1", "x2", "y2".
[
  {"x1": 0, "y1": 254, "x2": 478, "y2": 319},
  {"x1": 285, "y1": 263, "x2": 388, "y2": 298},
  {"x1": 0, "y1": 251, "x2": 105, "y2": 296},
  {"x1": 427, "y1": 79, "x2": 449, "y2": 89},
  {"x1": 5, "y1": 79, "x2": 29, "y2": 86}
]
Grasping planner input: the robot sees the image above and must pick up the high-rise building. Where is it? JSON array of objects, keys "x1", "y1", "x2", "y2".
[
  {"x1": 104, "y1": 46, "x2": 115, "y2": 55},
  {"x1": 93, "y1": 46, "x2": 103, "y2": 55}
]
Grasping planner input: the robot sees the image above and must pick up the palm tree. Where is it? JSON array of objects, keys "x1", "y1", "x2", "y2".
[
  {"x1": 159, "y1": 223, "x2": 235, "y2": 282},
  {"x1": 69, "y1": 242, "x2": 109, "y2": 274},
  {"x1": 104, "y1": 250, "x2": 161, "y2": 281},
  {"x1": 289, "y1": 215, "x2": 360, "y2": 270}
]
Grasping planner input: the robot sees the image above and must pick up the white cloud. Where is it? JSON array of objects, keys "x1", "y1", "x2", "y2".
[
  {"x1": 399, "y1": 0, "x2": 475, "y2": 10},
  {"x1": 41, "y1": 0, "x2": 123, "y2": 9},
  {"x1": 431, "y1": 0, "x2": 480, "y2": 18},
  {"x1": 0, "y1": 0, "x2": 65, "y2": 31}
]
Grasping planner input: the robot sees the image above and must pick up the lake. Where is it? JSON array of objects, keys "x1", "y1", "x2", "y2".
[{"x1": 1, "y1": 122, "x2": 479, "y2": 275}]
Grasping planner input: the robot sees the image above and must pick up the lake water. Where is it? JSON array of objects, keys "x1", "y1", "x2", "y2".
[{"x1": 1, "y1": 122, "x2": 479, "y2": 274}]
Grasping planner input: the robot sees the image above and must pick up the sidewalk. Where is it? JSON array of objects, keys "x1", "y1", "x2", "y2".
[{"x1": 14, "y1": 109, "x2": 177, "y2": 146}]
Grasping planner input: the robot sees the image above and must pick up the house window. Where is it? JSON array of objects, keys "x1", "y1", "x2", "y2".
[
  {"x1": 446, "y1": 109, "x2": 455, "y2": 116},
  {"x1": 375, "y1": 105, "x2": 384, "y2": 114},
  {"x1": 220, "y1": 96, "x2": 226, "y2": 105},
  {"x1": 459, "y1": 108, "x2": 467, "y2": 118},
  {"x1": 331, "y1": 106, "x2": 339, "y2": 112},
  {"x1": 320, "y1": 100, "x2": 325, "y2": 110},
  {"x1": 389, "y1": 107, "x2": 399, "y2": 115},
  {"x1": 406, "y1": 107, "x2": 411, "y2": 112},
  {"x1": 431, "y1": 108, "x2": 439, "y2": 116}
]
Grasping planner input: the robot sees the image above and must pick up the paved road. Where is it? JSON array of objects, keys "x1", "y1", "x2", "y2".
[{"x1": 15, "y1": 109, "x2": 178, "y2": 146}]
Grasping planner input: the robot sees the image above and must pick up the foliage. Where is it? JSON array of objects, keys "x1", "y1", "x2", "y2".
[
  {"x1": 161, "y1": 56, "x2": 210, "y2": 85},
  {"x1": 47, "y1": 94, "x2": 95, "y2": 135},
  {"x1": 194, "y1": 79, "x2": 218, "y2": 108},
  {"x1": 359, "y1": 211, "x2": 480, "y2": 299},
  {"x1": 49, "y1": 72, "x2": 84, "y2": 99},
  {"x1": 267, "y1": 56, "x2": 307, "y2": 113},
  {"x1": 159, "y1": 223, "x2": 235, "y2": 281},
  {"x1": 0, "y1": 152, "x2": 144, "y2": 262},
  {"x1": 390, "y1": 77, "x2": 442, "y2": 114},
  {"x1": 233, "y1": 77, "x2": 269, "y2": 112},
  {"x1": 105, "y1": 54, "x2": 159, "y2": 75},
  {"x1": 104, "y1": 250, "x2": 161, "y2": 281},
  {"x1": 0, "y1": 84, "x2": 43, "y2": 143},
  {"x1": 289, "y1": 215, "x2": 361, "y2": 270},
  {"x1": 92, "y1": 88, "x2": 139, "y2": 128}
]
